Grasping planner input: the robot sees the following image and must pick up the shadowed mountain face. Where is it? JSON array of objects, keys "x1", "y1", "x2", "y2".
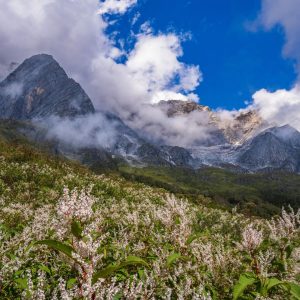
[
  {"x1": 0, "y1": 54, "x2": 194, "y2": 168},
  {"x1": 237, "y1": 125, "x2": 300, "y2": 172},
  {"x1": 0, "y1": 54, "x2": 95, "y2": 120},
  {"x1": 0, "y1": 53, "x2": 300, "y2": 173}
]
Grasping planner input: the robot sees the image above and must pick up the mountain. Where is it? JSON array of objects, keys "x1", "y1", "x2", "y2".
[
  {"x1": 157, "y1": 100, "x2": 228, "y2": 146},
  {"x1": 0, "y1": 54, "x2": 194, "y2": 168},
  {"x1": 0, "y1": 54, "x2": 95, "y2": 119},
  {"x1": 267, "y1": 124, "x2": 300, "y2": 148},
  {"x1": 157, "y1": 99, "x2": 211, "y2": 117},
  {"x1": 157, "y1": 100, "x2": 265, "y2": 145},
  {"x1": 237, "y1": 125, "x2": 300, "y2": 172},
  {"x1": 0, "y1": 53, "x2": 300, "y2": 174},
  {"x1": 220, "y1": 110, "x2": 265, "y2": 144},
  {"x1": 2, "y1": 129, "x2": 300, "y2": 299}
]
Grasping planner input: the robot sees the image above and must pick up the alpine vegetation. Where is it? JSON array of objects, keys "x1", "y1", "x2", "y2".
[
  {"x1": 1, "y1": 0, "x2": 300, "y2": 299},
  {"x1": 0, "y1": 140, "x2": 300, "y2": 299}
]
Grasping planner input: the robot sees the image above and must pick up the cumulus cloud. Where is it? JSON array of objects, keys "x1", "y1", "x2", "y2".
[
  {"x1": 44, "y1": 113, "x2": 118, "y2": 149},
  {"x1": 239, "y1": 0, "x2": 300, "y2": 133},
  {"x1": 0, "y1": 0, "x2": 207, "y2": 147},
  {"x1": 251, "y1": 86, "x2": 300, "y2": 131},
  {"x1": 98, "y1": 0, "x2": 137, "y2": 15},
  {"x1": 126, "y1": 105, "x2": 220, "y2": 147},
  {"x1": 126, "y1": 33, "x2": 201, "y2": 103},
  {"x1": 259, "y1": 0, "x2": 300, "y2": 74},
  {"x1": 151, "y1": 91, "x2": 199, "y2": 103}
]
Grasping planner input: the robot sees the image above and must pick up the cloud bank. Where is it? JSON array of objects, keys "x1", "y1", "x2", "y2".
[
  {"x1": 1, "y1": 0, "x2": 300, "y2": 149},
  {"x1": 249, "y1": 0, "x2": 300, "y2": 131},
  {"x1": 0, "y1": 0, "x2": 209, "y2": 147},
  {"x1": 0, "y1": 0, "x2": 201, "y2": 109},
  {"x1": 44, "y1": 113, "x2": 118, "y2": 149},
  {"x1": 98, "y1": 0, "x2": 137, "y2": 15}
]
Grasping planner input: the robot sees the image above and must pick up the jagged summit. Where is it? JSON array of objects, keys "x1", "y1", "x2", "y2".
[
  {"x1": 265, "y1": 124, "x2": 300, "y2": 148},
  {"x1": 0, "y1": 53, "x2": 300, "y2": 173},
  {"x1": 0, "y1": 54, "x2": 95, "y2": 120},
  {"x1": 158, "y1": 99, "x2": 210, "y2": 117},
  {"x1": 238, "y1": 128, "x2": 300, "y2": 172},
  {"x1": 221, "y1": 110, "x2": 264, "y2": 144}
]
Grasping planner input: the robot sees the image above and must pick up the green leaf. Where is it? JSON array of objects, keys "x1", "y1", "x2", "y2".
[
  {"x1": 261, "y1": 277, "x2": 284, "y2": 296},
  {"x1": 71, "y1": 220, "x2": 83, "y2": 239},
  {"x1": 38, "y1": 264, "x2": 51, "y2": 275},
  {"x1": 205, "y1": 284, "x2": 218, "y2": 300},
  {"x1": 166, "y1": 253, "x2": 182, "y2": 267},
  {"x1": 24, "y1": 241, "x2": 36, "y2": 253},
  {"x1": 92, "y1": 256, "x2": 149, "y2": 284},
  {"x1": 113, "y1": 292, "x2": 123, "y2": 300},
  {"x1": 138, "y1": 268, "x2": 145, "y2": 279},
  {"x1": 93, "y1": 265, "x2": 120, "y2": 281},
  {"x1": 273, "y1": 259, "x2": 286, "y2": 273},
  {"x1": 67, "y1": 278, "x2": 77, "y2": 289},
  {"x1": 34, "y1": 240, "x2": 75, "y2": 259},
  {"x1": 186, "y1": 232, "x2": 204, "y2": 245},
  {"x1": 287, "y1": 282, "x2": 300, "y2": 300},
  {"x1": 265, "y1": 277, "x2": 283, "y2": 291},
  {"x1": 120, "y1": 256, "x2": 149, "y2": 268},
  {"x1": 14, "y1": 278, "x2": 28, "y2": 290},
  {"x1": 233, "y1": 273, "x2": 257, "y2": 300},
  {"x1": 286, "y1": 244, "x2": 294, "y2": 259}
]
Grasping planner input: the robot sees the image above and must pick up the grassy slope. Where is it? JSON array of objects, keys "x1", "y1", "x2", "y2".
[
  {"x1": 119, "y1": 165, "x2": 300, "y2": 217},
  {"x1": 0, "y1": 128, "x2": 300, "y2": 299},
  {"x1": 1, "y1": 119, "x2": 300, "y2": 218}
]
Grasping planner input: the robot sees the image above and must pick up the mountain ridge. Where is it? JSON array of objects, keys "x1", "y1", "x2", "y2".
[
  {"x1": 0, "y1": 53, "x2": 299, "y2": 173},
  {"x1": 0, "y1": 54, "x2": 95, "y2": 120}
]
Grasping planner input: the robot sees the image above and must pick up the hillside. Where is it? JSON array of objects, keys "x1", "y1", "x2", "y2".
[
  {"x1": 1, "y1": 54, "x2": 300, "y2": 174},
  {"x1": 0, "y1": 131, "x2": 300, "y2": 299},
  {"x1": 119, "y1": 165, "x2": 300, "y2": 217},
  {"x1": 1, "y1": 119, "x2": 300, "y2": 218}
]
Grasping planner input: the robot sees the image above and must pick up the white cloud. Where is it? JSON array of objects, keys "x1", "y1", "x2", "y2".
[
  {"x1": 126, "y1": 33, "x2": 201, "y2": 99},
  {"x1": 239, "y1": 0, "x2": 300, "y2": 132},
  {"x1": 151, "y1": 91, "x2": 199, "y2": 104},
  {"x1": 45, "y1": 113, "x2": 118, "y2": 149},
  {"x1": 98, "y1": 0, "x2": 137, "y2": 15},
  {"x1": 259, "y1": 0, "x2": 300, "y2": 74},
  {"x1": 251, "y1": 86, "x2": 300, "y2": 131},
  {"x1": 131, "y1": 12, "x2": 141, "y2": 25},
  {"x1": 0, "y1": 0, "x2": 206, "y2": 147},
  {"x1": 2, "y1": 82, "x2": 23, "y2": 98}
]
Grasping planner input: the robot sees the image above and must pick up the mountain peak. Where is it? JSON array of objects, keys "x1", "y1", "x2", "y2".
[
  {"x1": 157, "y1": 100, "x2": 210, "y2": 117},
  {"x1": 25, "y1": 53, "x2": 55, "y2": 63},
  {"x1": 0, "y1": 54, "x2": 95, "y2": 120}
]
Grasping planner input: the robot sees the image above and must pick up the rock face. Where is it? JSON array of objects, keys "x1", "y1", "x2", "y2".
[
  {"x1": 160, "y1": 146, "x2": 194, "y2": 166},
  {"x1": 221, "y1": 110, "x2": 265, "y2": 144},
  {"x1": 0, "y1": 54, "x2": 95, "y2": 120},
  {"x1": 0, "y1": 54, "x2": 194, "y2": 168},
  {"x1": 237, "y1": 125, "x2": 300, "y2": 172},
  {"x1": 157, "y1": 101, "x2": 267, "y2": 146},
  {"x1": 157, "y1": 100, "x2": 210, "y2": 117},
  {"x1": 1, "y1": 53, "x2": 300, "y2": 173},
  {"x1": 157, "y1": 100, "x2": 227, "y2": 146}
]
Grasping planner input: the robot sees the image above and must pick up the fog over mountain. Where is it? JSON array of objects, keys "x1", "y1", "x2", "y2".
[
  {"x1": 0, "y1": 0, "x2": 300, "y2": 173},
  {"x1": 1, "y1": 0, "x2": 300, "y2": 147},
  {"x1": 0, "y1": 53, "x2": 299, "y2": 173}
]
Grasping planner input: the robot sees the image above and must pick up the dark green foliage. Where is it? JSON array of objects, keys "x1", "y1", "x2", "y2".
[{"x1": 119, "y1": 165, "x2": 300, "y2": 217}]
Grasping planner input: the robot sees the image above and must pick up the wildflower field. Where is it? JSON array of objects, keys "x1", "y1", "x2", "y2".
[{"x1": 0, "y1": 140, "x2": 300, "y2": 299}]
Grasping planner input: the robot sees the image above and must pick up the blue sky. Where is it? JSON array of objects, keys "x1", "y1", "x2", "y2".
[
  {"x1": 107, "y1": 0, "x2": 297, "y2": 109},
  {"x1": 1, "y1": 0, "x2": 300, "y2": 142}
]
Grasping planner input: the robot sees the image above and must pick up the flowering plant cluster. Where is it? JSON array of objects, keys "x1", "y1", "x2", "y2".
[{"x1": 0, "y1": 140, "x2": 300, "y2": 299}]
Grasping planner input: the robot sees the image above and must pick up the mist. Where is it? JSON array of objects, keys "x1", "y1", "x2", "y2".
[
  {"x1": 40, "y1": 112, "x2": 118, "y2": 150},
  {"x1": 1, "y1": 0, "x2": 300, "y2": 149}
]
